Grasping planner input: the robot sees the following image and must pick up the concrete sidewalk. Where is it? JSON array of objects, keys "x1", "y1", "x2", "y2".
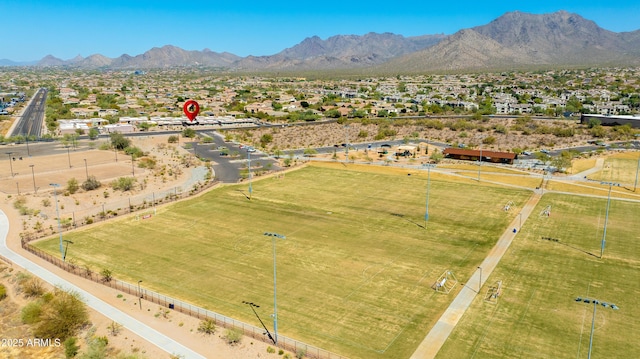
[
  {"x1": 410, "y1": 192, "x2": 541, "y2": 359},
  {"x1": 0, "y1": 209, "x2": 207, "y2": 359}
]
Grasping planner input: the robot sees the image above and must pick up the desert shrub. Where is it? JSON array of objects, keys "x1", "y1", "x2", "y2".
[
  {"x1": 182, "y1": 128, "x2": 196, "y2": 138},
  {"x1": 33, "y1": 289, "x2": 89, "y2": 340},
  {"x1": 110, "y1": 132, "x2": 131, "y2": 150},
  {"x1": 111, "y1": 177, "x2": 136, "y2": 191},
  {"x1": 100, "y1": 269, "x2": 112, "y2": 283},
  {"x1": 67, "y1": 178, "x2": 79, "y2": 194},
  {"x1": 137, "y1": 157, "x2": 157, "y2": 169},
  {"x1": 224, "y1": 328, "x2": 242, "y2": 345},
  {"x1": 20, "y1": 276, "x2": 45, "y2": 297},
  {"x1": 107, "y1": 321, "x2": 122, "y2": 336},
  {"x1": 424, "y1": 119, "x2": 445, "y2": 130},
  {"x1": 80, "y1": 335, "x2": 108, "y2": 358},
  {"x1": 168, "y1": 135, "x2": 179, "y2": 143},
  {"x1": 82, "y1": 176, "x2": 101, "y2": 191},
  {"x1": 482, "y1": 136, "x2": 497, "y2": 145},
  {"x1": 494, "y1": 124, "x2": 508, "y2": 134},
  {"x1": 197, "y1": 319, "x2": 216, "y2": 335},
  {"x1": 13, "y1": 196, "x2": 27, "y2": 209},
  {"x1": 125, "y1": 146, "x2": 145, "y2": 158},
  {"x1": 0, "y1": 283, "x2": 6, "y2": 300},
  {"x1": 553, "y1": 126, "x2": 575, "y2": 137},
  {"x1": 21, "y1": 301, "x2": 43, "y2": 324},
  {"x1": 590, "y1": 125, "x2": 607, "y2": 138},
  {"x1": 64, "y1": 337, "x2": 79, "y2": 358}
]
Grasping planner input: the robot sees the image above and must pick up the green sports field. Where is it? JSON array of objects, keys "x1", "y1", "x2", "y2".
[
  {"x1": 35, "y1": 163, "x2": 531, "y2": 358},
  {"x1": 587, "y1": 152, "x2": 640, "y2": 185},
  {"x1": 437, "y1": 192, "x2": 640, "y2": 358}
]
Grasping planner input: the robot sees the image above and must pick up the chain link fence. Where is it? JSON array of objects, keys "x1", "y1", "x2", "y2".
[
  {"x1": 21, "y1": 240, "x2": 347, "y2": 359},
  {"x1": 17, "y1": 171, "x2": 348, "y2": 359},
  {"x1": 20, "y1": 175, "x2": 215, "y2": 241}
]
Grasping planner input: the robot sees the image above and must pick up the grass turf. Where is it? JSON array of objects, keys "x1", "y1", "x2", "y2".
[
  {"x1": 34, "y1": 163, "x2": 531, "y2": 359},
  {"x1": 587, "y1": 151, "x2": 640, "y2": 184},
  {"x1": 436, "y1": 192, "x2": 640, "y2": 358}
]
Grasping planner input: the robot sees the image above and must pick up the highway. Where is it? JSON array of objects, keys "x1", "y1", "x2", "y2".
[{"x1": 9, "y1": 88, "x2": 47, "y2": 138}]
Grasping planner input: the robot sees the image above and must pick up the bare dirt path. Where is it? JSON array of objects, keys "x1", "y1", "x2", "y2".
[{"x1": 410, "y1": 192, "x2": 542, "y2": 359}]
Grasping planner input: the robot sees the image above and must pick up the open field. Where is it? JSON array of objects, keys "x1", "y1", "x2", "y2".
[
  {"x1": 437, "y1": 193, "x2": 640, "y2": 358},
  {"x1": 571, "y1": 157, "x2": 599, "y2": 174},
  {"x1": 34, "y1": 163, "x2": 531, "y2": 359},
  {"x1": 586, "y1": 151, "x2": 640, "y2": 185}
]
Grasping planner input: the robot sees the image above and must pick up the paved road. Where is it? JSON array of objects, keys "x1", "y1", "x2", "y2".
[
  {"x1": 9, "y1": 88, "x2": 47, "y2": 138},
  {"x1": 0, "y1": 210, "x2": 207, "y2": 359},
  {"x1": 410, "y1": 192, "x2": 542, "y2": 359}
]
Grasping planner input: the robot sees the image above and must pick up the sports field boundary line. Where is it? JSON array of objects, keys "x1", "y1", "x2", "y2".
[{"x1": 410, "y1": 192, "x2": 542, "y2": 359}]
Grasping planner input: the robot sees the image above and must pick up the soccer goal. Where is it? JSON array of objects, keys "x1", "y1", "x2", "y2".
[
  {"x1": 433, "y1": 270, "x2": 458, "y2": 294},
  {"x1": 539, "y1": 205, "x2": 551, "y2": 217},
  {"x1": 135, "y1": 207, "x2": 157, "y2": 221},
  {"x1": 503, "y1": 201, "x2": 515, "y2": 211},
  {"x1": 484, "y1": 280, "x2": 503, "y2": 304}
]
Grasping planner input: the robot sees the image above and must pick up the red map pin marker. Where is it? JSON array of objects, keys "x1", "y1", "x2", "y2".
[{"x1": 183, "y1": 100, "x2": 200, "y2": 122}]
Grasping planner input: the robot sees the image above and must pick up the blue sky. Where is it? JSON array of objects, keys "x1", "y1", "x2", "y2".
[{"x1": 4, "y1": 0, "x2": 640, "y2": 62}]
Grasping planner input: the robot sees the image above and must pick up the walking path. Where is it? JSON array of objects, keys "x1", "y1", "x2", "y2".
[
  {"x1": 410, "y1": 192, "x2": 542, "y2": 359},
  {"x1": 1, "y1": 210, "x2": 207, "y2": 358},
  {"x1": 568, "y1": 157, "x2": 605, "y2": 180}
]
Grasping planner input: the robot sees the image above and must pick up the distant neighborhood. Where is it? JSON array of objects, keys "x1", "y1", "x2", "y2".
[{"x1": 0, "y1": 67, "x2": 639, "y2": 140}]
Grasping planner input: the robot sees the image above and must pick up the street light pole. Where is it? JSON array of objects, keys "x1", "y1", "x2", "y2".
[
  {"x1": 138, "y1": 280, "x2": 143, "y2": 310},
  {"x1": 131, "y1": 154, "x2": 135, "y2": 176},
  {"x1": 477, "y1": 266, "x2": 482, "y2": 293},
  {"x1": 66, "y1": 146, "x2": 71, "y2": 168},
  {"x1": 344, "y1": 125, "x2": 349, "y2": 159},
  {"x1": 6, "y1": 152, "x2": 14, "y2": 177},
  {"x1": 50, "y1": 183, "x2": 64, "y2": 260},
  {"x1": 263, "y1": 232, "x2": 286, "y2": 345},
  {"x1": 424, "y1": 164, "x2": 436, "y2": 228},
  {"x1": 587, "y1": 300, "x2": 597, "y2": 359},
  {"x1": 574, "y1": 297, "x2": 619, "y2": 359},
  {"x1": 248, "y1": 150, "x2": 252, "y2": 200},
  {"x1": 477, "y1": 147, "x2": 482, "y2": 181},
  {"x1": 518, "y1": 212, "x2": 522, "y2": 230},
  {"x1": 600, "y1": 182, "x2": 615, "y2": 259},
  {"x1": 30, "y1": 164, "x2": 36, "y2": 193},
  {"x1": 84, "y1": 159, "x2": 89, "y2": 181},
  {"x1": 634, "y1": 154, "x2": 640, "y2": 192}
]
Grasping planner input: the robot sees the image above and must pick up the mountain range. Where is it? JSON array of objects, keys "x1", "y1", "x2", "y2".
[{"x1": 3, "y1": 11, "x2": 640, "y2": 72}]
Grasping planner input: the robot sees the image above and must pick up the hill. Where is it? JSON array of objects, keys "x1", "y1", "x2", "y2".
[
  {"x1": 381, "y1": 11, "x2": 640, "y2": 72},
  {"x1": 14, "y1": 10, "x2": 640, "y2": 73}
]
